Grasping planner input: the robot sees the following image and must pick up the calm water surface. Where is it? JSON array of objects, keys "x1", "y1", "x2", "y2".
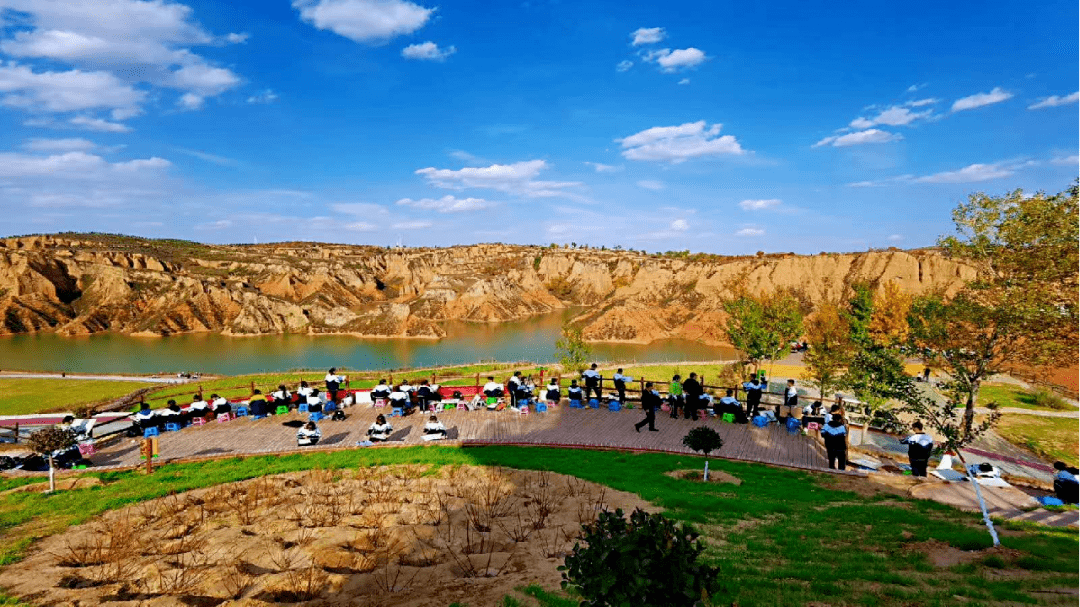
[{"x1": 0, "y1": 311, "x2": 736, "y2": 375}]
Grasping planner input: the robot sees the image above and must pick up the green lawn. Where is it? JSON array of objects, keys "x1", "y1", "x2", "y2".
[
  {"x1": 998, "y1": 415, "x2": 1079, "y2": 467},
  {"x1": 978, "y1": 383, "x2": 1075, "y2": 411},
  {"x1": 0, "y1": 446, "x2": 1075, "y2": 606},
  {"x1": 0, "y1": 379, "x2": 156, "y2": 416}
]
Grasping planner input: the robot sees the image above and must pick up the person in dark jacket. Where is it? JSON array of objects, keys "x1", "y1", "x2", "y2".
[
  {"x1": 613, "y1": 368, "x2": 633, "y2": 404},
  {"x1": 582, "y1": 364, "x2": 601, "y2": 401},
  {"x1": 742, "y1": 375, "x2": 763, "y2": 417},
  {"x1": 900, "y1": 421, "x2": 934, "y2": 477},
  {"x1": 681, "y1": 373, "x2": 703, "y2": 420},
  {"x1": 248, "y1": 390, "x2": 267, "y2": 417},
  {"x1": 567, "y1": 380, "x2": 583, "y2": 402},
  {"x1": 544, "y1": 379, "x2": 561, "y2": 403},
  {"x1": 634, "y1": 382, "x2": 661, "y2": 432},
  {"x1": 821, "y1": 414, "x2": 848, "y2": 470}
]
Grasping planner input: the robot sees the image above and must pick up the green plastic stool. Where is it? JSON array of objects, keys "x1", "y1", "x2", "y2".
[
  {"x1": 721, "y1": 413, "x2": 735, "y2": 423},
  {"x1": 486, "y1": 396, "x2": 497, "y2": 406},
  {"x1": 275, "y1": 405, "x2": 289, "y2": 415}
]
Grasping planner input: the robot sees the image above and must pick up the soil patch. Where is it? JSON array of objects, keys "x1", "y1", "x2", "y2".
[
  {"x1": 665, "y1": 469, "x2": 742, "y2": 485},
  {"x1": 907, "y1": 539, "x2": 1023, "y2": 568},
  {"x1": 1, "y1": 476, "x2": 102, "y2": 495},
  {"x1": 0, "y1": 465, "x2": 655, "y2": 607}
]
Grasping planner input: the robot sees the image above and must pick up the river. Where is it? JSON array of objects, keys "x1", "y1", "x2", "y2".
[{"x1": 0, "y1": 311, "x2": 736, "y2": 375}]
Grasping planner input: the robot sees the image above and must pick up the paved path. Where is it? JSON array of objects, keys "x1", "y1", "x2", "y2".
[
  {"x1": 85, "y1": 404, "x2": 832, "y2": 472},
  {"x1": 0, "y1": 372, "x2": 187, "y2": 384}
]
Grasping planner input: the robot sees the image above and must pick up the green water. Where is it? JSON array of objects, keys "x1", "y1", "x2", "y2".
[{"x1": 0, "y1": 311, "x2": 735, "y2": 375}]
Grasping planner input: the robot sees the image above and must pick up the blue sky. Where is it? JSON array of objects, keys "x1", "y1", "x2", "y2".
[{"x1": 0, "y1": 0, "x2": 1076, "y2": 254}]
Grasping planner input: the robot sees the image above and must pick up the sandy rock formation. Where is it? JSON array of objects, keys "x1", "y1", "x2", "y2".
[{"x1": 0, "y1": 235, "x2": 977, "y2": 344}]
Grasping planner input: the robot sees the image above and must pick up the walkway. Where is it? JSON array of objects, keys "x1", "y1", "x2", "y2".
[{"x1": 0, "y1": 372, "x2": 188, "y2": 384}]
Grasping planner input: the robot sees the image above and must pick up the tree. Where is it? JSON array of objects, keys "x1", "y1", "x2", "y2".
[
  {"x1": 868, "y1": 280, "x2": 912, "y2": 346},
  {"x1": 721, "y1": 290, "x2": 805, "y2": 373},
  {"x1": 27, "y1": 427, "x2": 77, "y2": 493},
  {"x1": 682, "y1": 426, "x2": 724, "y2": 481},
  {"x1": 910, "y1": 184, "x2": 1079, "y2": 435},
  {"x1": 899, "y1": 389, "x2": 1001, "y2": 459},
  {"x1": 555, "y1": 324, "x2": 592, "y2": 375},
  {"x1": 803, "y1": 302, "x2": 853, "y2": 401},
  {"x1": 561, "y1": 508, "x2": 721, "y2": 607},
  {"x1": 841, "y1": 283, "x2": 915, "y2": 408}
]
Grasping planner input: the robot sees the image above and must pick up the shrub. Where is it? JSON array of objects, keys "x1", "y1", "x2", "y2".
[
  {"x1": 1029, "y1": 388, "x2": 1070, "y2": 411},
  {"x1": 682, "y1": 426, "x2": 724, "y2": 480},
  {"x1": 560, "y1": 508, "x2": 720, "y2": 607}
]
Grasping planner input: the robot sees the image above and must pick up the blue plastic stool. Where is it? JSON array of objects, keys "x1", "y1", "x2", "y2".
[
  {"x1": 324, "y1": 401, "x2": 337, "y2": 412},
  {"x1": 164, "y1": 422, "x2": 180, "y2": 432},
  {"x1": 752, "y1": 416, "x2": 768, "y2": 427},
  {"x1": 298, "y1": 403, "x2": 310, "y2": 414},
  {"x1": 143, "y1": 427, "x2": 159, "y2": 438},
  {"x1": 607, "y1": 401, "x2": 621, "y2": 412},
  {"x1": 252, "y1": 414, "x2": 267, "y2": 420},
  {"x1": 785, "y1": 417, "x2": 801, "y2": 433},
  {"x1": 536, "y1": 402, "x2": 548, "y2": 413},
  {"x1": 234, "y1": 406, "x2": 249, "y2": 417},
  {"x1": 569, "y1": 399, "x2": 583, "y2": 408},
  {"x1": 309, "y1": 412, "x2": 324, "y2": 422},
  {"x1": 391, "y1": 406, "x2": 404, "y2": 417},
  {"x1": 588, "y1": 399, "x2": 600, "y2": 408}
]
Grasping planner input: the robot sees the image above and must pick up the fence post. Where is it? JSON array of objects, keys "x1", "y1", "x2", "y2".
[
  {"x1": 13, "y1": 422, "x2": 17, "y2": 444},
  {"x1": 250, "y1": 381, "x2": 255, "y2": 393},
  {"x1": 640, "y1": 377, "x2": 645, "y2": 401}
]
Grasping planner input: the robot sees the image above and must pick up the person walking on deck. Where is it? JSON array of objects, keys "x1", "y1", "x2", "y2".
[{"x1": 635, "y1": 382, "x2": 661, "y2": 432}]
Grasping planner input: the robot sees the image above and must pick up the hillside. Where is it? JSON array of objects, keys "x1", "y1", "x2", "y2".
[{"x1": 0, "y1": 234, "x2": 977, "y2": 344}]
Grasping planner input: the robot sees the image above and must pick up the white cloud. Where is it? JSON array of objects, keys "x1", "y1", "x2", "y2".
[
  {"x1": 951, "y1": 87, "x2": 1012, "y2": 112},
  {"x1": 0, "y1": 0, "x2": 242, "y2": 114},
  {"x1": 395, "y1": 195, "x2": 493, "y2": 212},
  {"x1": 343, "y1": 221, "x2": 377, "y2": 231},
  {"x1": 246, "y1": 89, "x2": 279, "y2": 104},
  {"x1": 637, "y1": 180, "x2": 664, "y2": 190},
  {"x1": 914, "y1": 161, "x2": 1030, "y2": 184},
  {"x1": 813, "y1": 128, "x2": 902, "y2": 148},
  {"x1": 670, "y1": 218, "x2": 688, "y2": 232},
  {"x1": 735, "y1": 227, "x2": 764, "y2": 237},
  {"x1": 678, "y1": 78, "x2": 690, "y2": 85},
  {"x1": 1050, "y1": 154, "x2": 1079, "y2": 166},
  {"x1": 849, "y1": 106, "x2": 932, "y2": 129},
  {"x1": 0, "y1": 63, "x2": 144, "y2": 114},
  {"x1": 905, "y1": 98, "x2": 937, "y2": 107},
  {"x1": 887, "y1": 234, "x2": 903, "y2": 242},
  {"x1": 583, "y1": 161, "x2": 622, "y2": 173},
  {"x1": 331, "y1": 202, "x2": 390, "y2": 216},
  {"x1": 906, "y1": 83, "x2": 926, "y2": 92},
  {"x1": 1028, "y1": 91, "x2": 1079, "y2": 110},
  {"x1": 631, "y1": 27, "x2": 665, "y2": 46},
  {"x1": 67, "y1": 115, "x2": 131, "y2": 132},
  {"x1": 615, "y1": 60, "x2": 633, "y2": 72},
  {"x1": 643, "y1": 47, "x2": 706, "y2": 72},
  {"x1": 177, "y1": 92, "x2": 204, "y2": 110},
  {"x1": 392, "y1": 220, "x2": 433, "y2": 229},
  {"x1": 196, "y1": 219, "x2": 233, "y2": 230},
  {"x1": 170, "y1": 147, "x2": 236, "y2": 166},
  {"x1": 619, "y1": 121, "x2": 745, "y2": 163},
  {"x1": 292, "y1": 0, "x2": 433, "y2": 44},
  {"x1": 22, "y1": 137, "x2": 97, "y2": 152},
  {"x1": 0, "y1": 150, "x2": 169, "y2": 178},
  {"x1": 739, "y1": 198, "x2": 781, "y2": 210},
  {"x1": 401, "y1": 41, "x2": 456, "y2": 61},
  {"x1": 415, "y1": 160, "x2": 582, "y2": 198}
]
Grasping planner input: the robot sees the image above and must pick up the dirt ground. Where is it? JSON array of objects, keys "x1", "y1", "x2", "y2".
[{"x1": 0, "y1": 465, "x2": 656, "y2": 607}]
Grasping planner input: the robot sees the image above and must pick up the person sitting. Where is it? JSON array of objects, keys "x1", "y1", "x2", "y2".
[
  {"x1": 271, "y1": 385, "x2": 291, "y2": 409},
  {"x1": 325, "y1": 367, "x2": 344, "y2": 402},
  {"x1": 371, "y1": 379, "x2": 392, "y2": 401},
  {"x1": 715, "y1": 389, "x2": 746, "y2": 423},
  {"x1": 297, "y1": 380, "x2": 313, "y2": 401},
  {"x1": 187, "y1": 394, "x2": 210, "y2": 421},
  {"x1": 824, "y1": 403, "x2": 842, "y2": 425},
  {"x1": 306, "y1": 388, "x2": 324, "y2": 414},
  {"x1": 163, "y1": 399, "x2": 187, "y2": 425},
  {"x1": 482, "y1": 377, "x2": 504, "y2": 398},
  {"x1": 56, "y1": 415, "x2": 75, "y2": 432},
  {"x1": 296, "y1": 421, "x2": 321, "y2": 446},
  {"x1": 211, "y1": 393, "x2": 231, "y2": 416},
  {"x1": 900, "y1": 421, "x2": 934, "y2": 477},
  {"x1": 248, "y1": 389, "x2": 268, "y2": 417},
  {"x1": 567, "y1": 379, "x2": 583, "y2": 403},
  {"x1": 389, "y1": 387, "x2": 409, "y2": 413},
  {"x1": 544, "y1": 379, "x2": 561, "y2": 403},
  {"x1": 398, "y1": 379, "x2": 415, "y2": 395},
  {"x1": 416, "y1": 380, "x2": 437, "y2": 411},
  {"x1": 368, "y1": 414, "x2": 393, "y2": 442},
  {"x1": 133, "y1": 402, "x2": 156, "y2": 431},
  {"x1": 1053, "y1": 461, "x2": 1079, "y2": 503},
  {"x1": 822, "y1": 414, "x2": 848, "y2": 470},
  {"x1": 422, "y1": 415, "x2": 447, "y2": 441}
]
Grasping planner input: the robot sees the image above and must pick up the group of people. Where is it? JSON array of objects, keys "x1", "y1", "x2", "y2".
[{"x1": 371, "y1": 378, "x2": 444, "y2": 415}]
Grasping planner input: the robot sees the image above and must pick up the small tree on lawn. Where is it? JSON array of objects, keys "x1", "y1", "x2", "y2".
[
  {"x1": 555, "y1": 323, "x2": 592, "y2": 375},
  {"x1": 27, "y1": 427, "x2": 77, "y2": 493},
  {"x1": 682, "y1": 426, "x2": 724, "y2": 481},
  {"x1": 561, "y1": 508, "x2": 721, "y2": 607}
]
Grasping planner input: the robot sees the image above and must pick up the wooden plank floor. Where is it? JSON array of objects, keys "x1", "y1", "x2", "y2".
[{"x1": 87, "y1": 404, "x2": 831, "y2": 472}]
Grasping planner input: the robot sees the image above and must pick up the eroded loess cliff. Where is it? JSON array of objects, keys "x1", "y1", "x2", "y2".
[{"x1": 0, "y1": 234, "x2": 977, "y2": 344}]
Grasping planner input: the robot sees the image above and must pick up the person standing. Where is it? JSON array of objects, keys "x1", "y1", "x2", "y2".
[
  {"x1": 634, "y1": 382, "x2": 661, "y2": 432},
  {"x1": 900, "y1": 421, "x2": 934, "y2": 477},
  {"x1": 821, "y1": 414, "x2": 848, "y2": 470},
  {"x1": 682, "y1": 373, "x2": 703, "y2": 420},
  {"x1": 325, "y1": 368, "x2": 344, "y2": 403},
  {"x1": 742, "y1": 375, "x2": 763, "y2": 417},
  {"x1": 582, "y1": 364, "x2": 601, "y2": 401},
  {"x1": 613, "y1": 368, "x2": 633, "y2": 404},
  {"x1": 783, "y1": 379, "x2": 799, "y2": 420},
  {"x1": 668, "y1": 374, "x2": 684, "y2": 418}
]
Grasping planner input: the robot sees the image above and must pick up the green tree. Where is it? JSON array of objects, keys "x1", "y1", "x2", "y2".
[
  {"x1": 555, "y1": 324, "x2": 592, "y2": 375},
  {"x1": 27, "y1": 427, "x2": 77, "y2": 493},
  {"x1": 682, "y1": 426, "x2": 724, "y2": 481},
  {"x1": 721, "y1": 290, "x2": 805, "y2": 373},
  {"x1": 841, "y1": 283, "x2": 915, "y2": 409},
  {"x1": 803, "y1": 302, "x2": 853, "y2": 401},
  {"x1": 910, "y1": 184, "x2": 1079, "y2": 434}
]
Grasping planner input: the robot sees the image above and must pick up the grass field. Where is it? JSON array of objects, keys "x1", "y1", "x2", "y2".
[
  {"x1": 0, "y1": 446, "x2": 1075, "y2": 606},
  {"x1": 997, "y1": 415, "x2": 1079, "y2": 467},
  {"x1": 0, "y1": 379, "x2": 155, "y2": 416},
  {"x1": 978, "y1": 383, "x2": 1076, "y2": 411}
]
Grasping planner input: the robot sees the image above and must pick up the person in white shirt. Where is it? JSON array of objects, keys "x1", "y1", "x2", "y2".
[
  {"x1": 371, "y1": 380, "x2": 392, "y2": 401},
  {"x1": 297, "y1": 381, "x2": 313, "y2": 399},
  {"x1": 782, "y1": 380, "x2": 799, "y2": 420},
  {"x1": 306, "y1": 388, "x2": 324, "y2": 413},
  {"x1": 900, "y1": 421, "x2": 934, "y2": 477},
  {"x1": 324, "y1": 367, "x2": 344, "y2": 399},
  {"x1": 612, "y1": 369, "x2": 633, "y2": 404},
  {"x1": 544, "y1": 379, "x2": 561, "y2": 403},
  {"x1": 211, "y1": 394, "x2": 231, "y2": 416},
  {"x1": 422, "y1": 415, "x2": 447, "y2": 441},
  {"x1": 271, "y1": 385, "x2": 291, "y2": 407},
  {"x1": 368, "y1": 414, "x2": 393, "y2": 442},
  {"x1": 187, "y1": 394, "x2": 209, "y2": 418},
  {"x1": 389, "y1": 388, "x2": 409, "y2": 412},
  {"x1": 296, "y1": 421, "x2": 321, "y2": 446},
  {"x1": 398, "y1": 380, "x2": 415, "y2": 393},
  {"x1": 133, "y1": 403, "x2": 156, "y2": 431},
  {"x1": 482, "y1": 377, "x2": 504, "y2": 398}
]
